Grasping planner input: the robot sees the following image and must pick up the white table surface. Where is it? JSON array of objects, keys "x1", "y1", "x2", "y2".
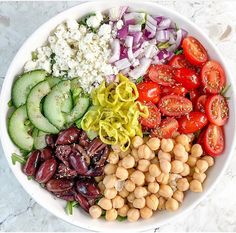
[{"x1": 1, "y1": 1, "x2": 236, "y2": 232}]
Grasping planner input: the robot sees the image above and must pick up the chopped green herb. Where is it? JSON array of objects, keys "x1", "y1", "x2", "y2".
[
  {"x1": 27, "y1": 176, "x2": 33, "y2": 180},
  {"x1": 66, "y1": 201, "x2": 78, "y2": 215},
  {"x1": 174, "y1": 49, "x2": 183, "y2": 55},
  {"x1": 117, "y1": 215, "x2": 127, "y2": 222},
  {"x1": 8, "y1": 99, "x2": 13, "y2": 107},
  {"x1": 20, "y1": 149, "x2": 30, "y2": 158},
  {"x1": 11, "y1": 153, "x2": 26, "y2": 165},
  {"x1": 31, "y1": 51, "x2": 38, "y2": 61},
  {"x1": 221, "y1": 84, "x2": 231, "y2": 96},
  {"x1": 78, "y1": 13, "x2": 96, "y2": 26},
  {"x1": 158, "y1": 41, "x2": 170, "y2": 49},
  {"x1": 136, "y1": 76, "x2": 144, "y2": 84}
]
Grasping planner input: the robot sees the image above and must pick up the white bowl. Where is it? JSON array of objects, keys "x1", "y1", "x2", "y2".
[{"x1": 0, "y1": 1, "x2": 235, "y2": 231}]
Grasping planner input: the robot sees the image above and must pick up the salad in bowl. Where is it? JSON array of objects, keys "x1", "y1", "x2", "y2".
[{"x1": 1, "y1": 1, "x2": 234, "y2": 230}]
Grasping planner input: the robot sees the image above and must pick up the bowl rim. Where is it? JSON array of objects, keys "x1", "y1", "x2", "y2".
[{"x1": 1, "y1": 0, "x2": 236, "y2": 231}]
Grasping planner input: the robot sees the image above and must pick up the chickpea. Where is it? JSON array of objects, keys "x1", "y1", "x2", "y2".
[
  {"x1": 150, "y1": 157, "x2": 159, "y2": 164},
  {"x1": 148, "y1": 182, "x2": 159, "y2": 194},
  {"x1": 130, "y1": 170, "x2": 145, "y2": 186},
  {"x1": 202, "y1": 156, "x2": 214, "y2": 167},
  {"x1": 124, "y1": 180, "x2": 136, "y2": 192},
  {"x1": 175, "y1": 151, "x2": 188, "y2": 163},
  {"x1": 103, "y1": 175, "x2": 117, "y2": 189},
  {"x1": 176, "y1": 178, "x2": 189, "y2": 191},
  {"x1": 156, "y1": 173, "x2": 169, "y2": 184},
  {"x1": 127, "y1": 208, "x2": 140, "y2": 222},
  {"x1": 98, "y1": 197, "x2": 112, "y2": 210},
  {"x1": 180, "y1": 163, "x2": 190, "y2": 176},
  {"x1": 112, "y1": 144, "x2": 121, "y2": 153},
  {"x1": 158, "y1": 197, "x2": 166, "y2": 210},
  {"x1": 118, "y1": 204, "x2": 129, "y2": 217},
  {"x1": 116, "y1": 167, "x2": 129, "y2": 180},
  {"x1": 104, "y1": 188, "x2": 117, "y2": 199},
  {"x1": 112, "y1": 196, "x2": 125, "y2": 209},
  {"x1": 105, "y1": 208, "x2": 118, "y2": 221},
  {"x1": 137, "y1": 159, "x2": 150, "y2": 172},
  {"x1": 119, "y1": 148, "x2": 131, "y2": 159},
  {"x1": 127, "y1": 192, "x2": 135, "y2": 203},
  {"x1": 89, "y1": 205, "x2": 102, "y2": 219},
  {"x1": 159, "y1": 184, "x2": 173, "y2": 198},
  {"x1": 119, "y1": 187, "x2": 129, "y2": 198},
  {"x1": 173, "y1": 143, "x2": 186, "y2": 158},
  {"x1": 132, "y1": 136, "x2": 144, "y2": 148},
  {"x1": 190, "y1": 180, "x2": 203, "y2": 192},
  {"x1": 149, "y1": 164, "x2": 161, "y2": 177},
  {"x1": 165, "y1": 198, "x2": 179, "y2": 211},
  {"x1": 146, "y1": 194, "x2": 159, "y2": 210},
  {"x1": 107, "y1": 152, "x2": 119, "y2": 164},
  {"x1": 187, "y1": 133, "x2": 195, "y2": 142},
  {"x1": 131, "y1": 148, "x2": 139, "y2": 162},
  {"x1": 104, "y1": 164, "x2": 117, "y2": 175},
  {"x1": 133, "y1": 197, "x2": 146, "y2": 209},
  {"x1": 161, "y1": 139, "x2": 174, "y2": 152},
  {"x1": 187, "y1": 156, "x2": 197, "y2": 167},
  {"x1": 146, "y1": 137, "x2": 160, "y2": 151},
  {"x1": 173, "y1": 190, "x2": 184, "y2": 203},
  {"x1": 121, "y1": 155, "x2": 135, "y2": 169},
  {"x1": 149, "y1": 151, "x2": 156, "y2": 160},
  {"x1": 94, "y1": 176, "x2": 103, "y2": 182},
  {"x1": 140, "y1": 207, "x2": 153, "y2": 219},
  {"x1": 138, "y1": 144, "x2": 153, "y2": 160},
  {"x1": 195, "y1": 160, "x2": 209, "y2": 173},
  {"x1": 158, "y1": 150, "x2": 171, "y2": 162},
  {"x1": 98, "y1": 181, "x2": 106, "y2": 192},
  {"x1": 145, "y1": 172, "x2": 155, "y2": 183},
  {"x1": 160, "y1": 159, "x2": 171, "y2": 174},
  {"x1": 171, "y1": 160, "x2": 184, "y2": 174},
  {"x1": 134, "y1": 186, "x2": 148, "y2": 199},
  {"x1": 193, "y1": 172, "x2": 206, "y2": 183},
  {"x1": 176, "y1": 134, "x2": 190, "y2": 147},
  {"x1": 191, "y1": 144, "x2": 203, "y2": 158}
]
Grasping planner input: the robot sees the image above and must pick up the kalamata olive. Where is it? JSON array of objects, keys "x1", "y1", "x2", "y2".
[
  {"x1": 76, "y1": 179, "x2": 100, "y2": 199},
  {"x1": 45, "y1": 135, "x2": 57, "y2": 148},
  {"x1": 79, "y1": 131, "x2": 89, "y2": 148},
  {"x1": 87, "y1": 197, "x2": 97, "y2": 206},
  {"x1": 23, "y1": 150, "x2": 41, "y2": 176},
  {"x1": 72, "y1": 144, "x2": 87, "y2": 157},
  {"x1": 91, "y1": 146, "x2": 109, "y2": 167},
  {"x1": 74, "y1": 192, "x2": 90, "y2": 213},
  {"x1": 56, "y1": 127, "x2": 81, "y2": 145},
  {"x1": 87, "y1": 138, "x2": 106, "y2": 157},
  {"x1": 53, "y1": 188, "x2": 75, "y2": 201},
  {"x1": 69, "y1": 153, "x2": 88, "y2": 175},
  {"x1": 55, "y1": 145, "x2": 72, "y2": 166},
  {"x1": 86, "y1": 166, "x2": 104, "y2": 177},
  {"x1": 46, "y1": 179, "x2": 74, "y2": 193},
  {"x1": 56, "y1": 163, "x2": 77, "y2": 178},
  {"x1": 35, "y1": 158, "x2": 57, "y2": 183},
  {"x1": 40, "y1": 147, "x2": 53, "y2": 161}
]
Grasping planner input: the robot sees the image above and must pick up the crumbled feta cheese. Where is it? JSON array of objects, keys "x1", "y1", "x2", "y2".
[
  {"x1": 87, "y1": 11, "x2": 104, "y2": 29},
  {"x1": 116, "y1": 20, "x2": 124, "y2": 30},
  {"x1": 98, "y1": 24, "x2": 112, "y2": 39}
]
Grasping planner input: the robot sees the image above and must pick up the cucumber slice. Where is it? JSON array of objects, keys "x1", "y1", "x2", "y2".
[
  {"x1": 27, "y1": 81, "x2": 59, "y2": 134},
  {"x1": 43, "y1": 80, "x2": 71, "y2": 129},
  {"x1": 8, "y1": 105, "x2": 34, "y2": 151},
  {"x1": 46, "y1": 76, "x2": 61, "y2": 87},
  {"x1": 12, "y1": 70, "x2": 47, "y2": 107},
  {"x1": 61, "y1": 91, "x2": 73, "y2": 113},
  {"x1": 34, "y1": 130, "x2": 47, "y2": 149},
  {"x1": 65, "y1": 96, "x2": 90, "y2": 124}
]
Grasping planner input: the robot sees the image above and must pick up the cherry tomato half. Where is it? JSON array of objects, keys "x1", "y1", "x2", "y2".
[
  {"x1": 137, "y1": 81, "x2": 161, "y2": 104},
  {"x1": 189, "y1": 89, "x2": 200, "y2": 105},
  {"x1": 205, "y1": 94, "x2": 229, "y2": 126},
  {"x1": 197, "y1": 129, "x2": 206, "y2": 145},
  {"x1": 148, "y1": 64, "x2": 175, "y2": 86},
  {"x1": 161, "y1": 85, "x2": 188, "y2": 97},
  {"x1": 178, "y1": 112, "x2": 208, "y2": 134},
  {"x1": 140, "y1": 102, "x2": 161, "y2": 129},
  {"x1": 151, "y1": 117, "x2": 179, "y2": 139},
  {"x1": 182, "y1": 36, "x2": 208, "y2": 66},
  {"x1": 158, "y1": 95, "x2": 193, "y2": 117},
  {"x1": 195, "y1": 95, "x2": 207, "y2": 113},
  {"x1": 203, "y1": 123, "x2": 224, "y2": 157},
  {"x1": 201, "y1": 61, "x2": 226, "y2": 94},
  {"x1": 174, "y1": 68, "x2": 200, "y2": 90},
  {"x1": 168, "y1": 54, "x2": 195, "y2": 70}
]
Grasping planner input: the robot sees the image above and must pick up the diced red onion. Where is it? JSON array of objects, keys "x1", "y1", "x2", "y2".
[
  {"x1": 117, "y1": 25, "x2": 128, "y2": 40},
  {"x1": 147, "y1": 15, "x2": 157, "y2": 26},
  {"x1": 132, "y1": 59, "x2": 140, "y2": 67},
  {"x1": 152, "y1": 55, "x2": 161, "y2": 65},
  {"x1": 133, "y1": 48, "x2": 143, "y2": 58},
  {"x1": 157, "y1": 49, "x2": 174, "y2": 61},
  {"x1": 127, "y1": 47, "x2": 134, "y2": 60},
  {"x1": 109, "y1": 39, "x2": 120, "y2": 63},
  {"x1": 146, "y1": 21, "x2": 156, "y2": 32},
  {"x1": 125, "y1": 36, "x2": 133, "y2": 47},
  {"x1": 123, "y1": 12, "x2": 145, "y2": 25},
  {"x1": 129, "y1": 58, "x2": 152, "y2": 79},
  {"x1": 106, "y1": 75, "x2": 116, "y2": 83},
  {"x1": 128, "y1": 24, "x2": 142, "y2": 32},
  {"x1": 108, "y1": 6, "x2": 128, "y2": 21},
  {"x1": 155, "y1": 16, "x2": 163, "y2": 24},
  {"x1": 145, "y1": 24, "x2": 156, "y2": 39},
  {"x1": 158, "y1": 18, "x2": 172, "y2": 29},
  {"x1": 144, "y1": 44, "x2": 155, "y2": 58},
  {"x1": 120, "y1": 67, "x2": 130, "y2": 75},
  {"x1": 129, "y1": 31, "x2": 143, "y2": 45},
  {"x1": 156, "y1": 30, "x2": 170, "y2": 42},
  {"x1": 120, "y1": 45, "x2": 128, "y2": 59},
  {"x1": 115, "y1": 58, "x2": 131, "y2": 70}
]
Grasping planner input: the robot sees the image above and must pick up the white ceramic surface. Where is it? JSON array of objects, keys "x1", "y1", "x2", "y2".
[{"x1": 0, "y1": 1, "x2": 235, "y2": 231}]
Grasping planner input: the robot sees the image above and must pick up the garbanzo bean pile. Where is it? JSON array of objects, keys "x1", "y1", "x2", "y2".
[{"x1": 89, "y1": 134, "x2": 214, "y2": 222}]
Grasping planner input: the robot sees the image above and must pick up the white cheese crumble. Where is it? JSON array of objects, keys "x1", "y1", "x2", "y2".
[{"x1": 24, "y1": 14, "x2": 117, "y2": 93}]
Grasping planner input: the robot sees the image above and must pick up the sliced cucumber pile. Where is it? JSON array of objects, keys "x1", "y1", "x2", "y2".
[{"x1": 33, "y1": 129, "x2": 47, "y2": 150}]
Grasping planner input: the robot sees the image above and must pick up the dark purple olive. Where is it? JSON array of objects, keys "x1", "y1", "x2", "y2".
[
  {"x1": 40, "y1": 147, "x2": 53, "y2": 161},
  {"x1": 74, "y1": 192, "x2": 90, "y2": 213},
  {"x1": 69, "y1": 154, "x2": 88, "y2": 175},
  {"x1": 23, "y1": 150, "x2": 41, "y2": 176},
  {"x1": 46, "y1": 179, "x2": 74, "y2": 193},
  {"x1": 87, "y1": 138, "x2": 106, "y2": 157},
  {"x1": 55, "y1": 145, "x2": 72, "y2": 166},
  {"x1": 76, "y1": 179, "x2": 100, "y2": 199},
  {"x1": 79, "y1": 131, "x2": 89, "y2": 148},
  {"x1": 56, "y1": 127, "x2": 81, "y2": 145},
  {"x1": 45, "y1": 135, "x2": 57, "y2": 148},
  {"x1": 57, "y1": 163, "x2": 77, "y2": 178},
  {"x1": 85, "y1": 166, "x2": 104, "y2": 177}
]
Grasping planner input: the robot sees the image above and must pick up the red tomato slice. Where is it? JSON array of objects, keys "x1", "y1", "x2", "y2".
[
  {"x1": 161, "y1": 85, "x2": 188, "y2": 97},
  {"x1": 189, "y1": 89, "x2": 200, "y2": 105},
  {"x1": 158, "y1": 95, "x2": 193, "y2": 117},
  {"x1": 205, "y1": 95, "x2": 229, "y2": 126},
  {"x1": 182, "y1": 36, "x2": 208, "y2": 66},
  {"x1": 137, "y1": 81, "x2": 161, "y2": 104},
  {"x1": 201, "y1": 61, "x2": 226, "y2": 94},
  {"x1": 140, "y1": 102, "x2": 161, "y2": 129},
  {"x1": 178, "y1": 112, "x2": 208, "y2": 134},
  {"x1": 203, "y1": 124, "x2": 224, "y2": 156},
  {"x1": 148, "y1": 64, "x2": 175, "y2": 86},
  {"x1": 174, "y1": 68, "x2": 200, "y2": 90},
  {"x1": 195, "y1": 95, "x2": 207, "y2": 113},
  {"x1": 168, "y1": 54, "x2": 195, "y2": 70},
  {"x1": 151, "y1": 117, "x2": 179, "y2": 139},
  {"x1": 197, "y1": 129, "x2": 206, "y2": 145}
]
